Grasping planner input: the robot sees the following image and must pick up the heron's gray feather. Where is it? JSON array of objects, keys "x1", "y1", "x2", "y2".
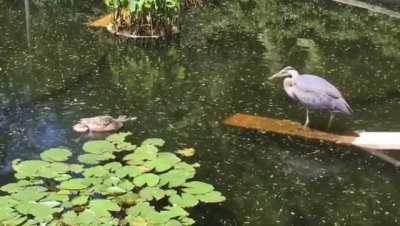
[
  {"x1": 294, "y1": 74, "x2": 343, "y2": 99},
  {"x1": 289, "y1": 81, "x2": 352, "y2": 115}
]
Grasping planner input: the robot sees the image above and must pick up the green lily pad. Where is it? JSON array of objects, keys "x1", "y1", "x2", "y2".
[
  {"x1": 59, "y1": 179, "x2": 90, "y2": 190},
  {"x1": 159, "y1": 169, "x2": 194, "y2": 188},
  {"x1": 175, "y1": 148, "x2": 195, "y2": 157},
  {"x1": 11, "y1": 187, "x2": 47, "y2": 202},
  {"x1": 40, "y1": 148, "x2": 72, "y2": 162},
  {"x1": 142, "y1": 138, "x2": 165, "y2": 147},
  {"x1": 144, "y1": 152, "x2": 181, "y2": 172},
  {"x1": 139, "y1": 187, "x2": 165, "y2": 201},
  {"x1": 182, "y1": 181, "x2": 214, "y2": 194},
  {"x1": 104, "y1": 162, "x2": 123, "y2": 172},
  {"x1": 115, "y1": 165, "x2": 142, "y2": 178},
  {"x1": 133, "y1": 173, "x2": 160, "y2": 187},
  {"x1": 196, "y1": 191, "x2": 226, "y2": 203},
  {"x1": 15, "y1": 202, "x2": 63, "y2": 222},
  {"x1": 1, "y1": 180, "x2": 31, "y2": 193},
  {"x1": 162, "y1": 206, "x2": 189, "y2": 218},
  {"x1": 83, "y1": 140, "x2": 116, "y2": 154},
  {"x1": 78, "y1": 152, "x2": 115, "y2": 165},
  {"x1": 168, "y1": 193, "x2": 199, "y2": 208},
  {"x1": 89, "y1": 199, "x2": 121, "y2": 217},
  {"x1": 106, "y1": 132, "x2": 131, "y2": 142},
  {"x1": 123, "y1": 145, "x2": 158, "y2": 164},
  {"x1": 69, "y1": 164, "x2": 84, "y2": 173},
  {"x1": 117, "y1": 180, "x2": 135, "y2": 191},
  {"x1": 13, "y1": 160, "x2": 50, "y2": 178},
  {"x1": 71, "y1": 195, "x2": 89, "y2": 206},
  {"x1": 105, "y1": 186, "x2": 127, "y2": 195},
  {"x1": 114, "y1": 192, "x2": 139, "y2": 206},
  {"x1": 166, "y1": 219, "x2": 183, "y2": 226},
  {"x1": 83, "y1": 166, "x2": 109, "y2": 178}
]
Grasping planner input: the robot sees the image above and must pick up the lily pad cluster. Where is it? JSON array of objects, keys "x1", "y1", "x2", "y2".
[{"x1": 0, "y1": 133, "x2": 225, "y2": 225}]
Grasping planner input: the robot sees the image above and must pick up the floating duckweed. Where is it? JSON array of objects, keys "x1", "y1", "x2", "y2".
[{"x1": 0, "y1": 133, "x2": 225, "y2": 225}]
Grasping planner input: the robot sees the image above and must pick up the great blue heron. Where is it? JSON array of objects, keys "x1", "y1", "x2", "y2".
[{"x1": 269, "y1": 66, "x2": 352, "y2": 128}]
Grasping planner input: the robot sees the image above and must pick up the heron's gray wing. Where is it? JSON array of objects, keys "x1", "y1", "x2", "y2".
[
  {"x1": 290, "y1": 86, "x2": 334, "y2": 110},
  {"x1": 294, "y1": 74, "x2": 343, "y2": 99},
  {"x1": 291, "y1": 76, "x2": 352, "y2": 114}
]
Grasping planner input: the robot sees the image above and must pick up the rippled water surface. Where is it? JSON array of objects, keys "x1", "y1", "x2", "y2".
[{"x1": 1, "y1": 0, "x2": 400, "y2": 225}]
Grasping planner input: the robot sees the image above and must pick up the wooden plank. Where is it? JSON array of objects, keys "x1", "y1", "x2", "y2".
[
  {"x1": 331, "y1": 0, "x2": 400, "y2": 19},
  {"x1": 223, "y1": 113, "x2": 400, "y2": 167},
  {"x1": 223, "y1": 113, "x2": 356, "y2": 145}
]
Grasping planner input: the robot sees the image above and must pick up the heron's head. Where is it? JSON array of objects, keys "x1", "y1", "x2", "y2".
[{"x1": 269, "y1": 66, "x2": 300, "y2": 80}]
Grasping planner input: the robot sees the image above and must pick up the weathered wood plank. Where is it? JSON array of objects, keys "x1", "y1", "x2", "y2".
[
  {"x1": 223, "y1": 113, "x2": 356, "y2": 145},
  {"x1": 223, "y1": 113, "x2": 400, "y2": 167}
]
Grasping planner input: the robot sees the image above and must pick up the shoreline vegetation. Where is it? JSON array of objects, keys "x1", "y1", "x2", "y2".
[{"x1": 89, "y1": 0, "x2": 204, "y2": 39}]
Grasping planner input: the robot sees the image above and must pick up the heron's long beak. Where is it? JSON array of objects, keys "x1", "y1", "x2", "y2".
[{"x1": 268, "y1": 72, "x2": 282, "y2": 80}]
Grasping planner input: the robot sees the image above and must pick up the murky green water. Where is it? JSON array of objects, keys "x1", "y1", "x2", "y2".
[{"x1": 2, "y1": 0, "x2": 400, "y2": 225}]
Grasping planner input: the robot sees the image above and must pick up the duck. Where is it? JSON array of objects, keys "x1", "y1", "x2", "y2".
[{"x1": 73, "y1": 115, "x2": 136, "y2": 133}]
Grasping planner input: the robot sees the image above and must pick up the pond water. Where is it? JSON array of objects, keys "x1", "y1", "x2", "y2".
[{"x1": 1, "y1": 0, "x2": 400, "y2": 225}]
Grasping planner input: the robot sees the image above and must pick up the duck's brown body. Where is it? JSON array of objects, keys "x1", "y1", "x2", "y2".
[{"x1": 73, "y1": 115, "x2": 135, "y2": 133}]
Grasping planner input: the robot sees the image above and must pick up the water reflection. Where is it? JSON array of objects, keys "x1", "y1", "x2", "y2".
[{"x1": 1, "y1": 0, "x2": 400, "y2": 225}]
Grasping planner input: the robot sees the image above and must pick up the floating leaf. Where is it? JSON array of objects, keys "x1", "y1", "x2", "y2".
[
  {"x1": 59, "y1": 179, "x2": 90, "y2": 190},
  {"x1": 115, "y1": 165, "x2": 142, "y2": 178},
  {"x1": 168, "y1": 193, "x2": 198, "y2": 208},
  {"x1": 1, "y1": 180, "x2": 31, "y2": 193},
  {"x1": 123, "y1": 145, "x2": 158, "y2": 164},
  {"x1": 139, "y1": 187, "x2": 165, "y2": 201},
  {"x1": 196, "y1": 191, "x2": 226, "y2": 203},
  {"x1": 48, "y1": 162, "x2": 70, "y2": 174},
  {"x1": 89, "y1": 199, "x2": 121, "y2": 217},
  {"x1": 118, "y1": 180, "x2": 135, "y2": 191},
  {"x1": 134, "y1": 173, "x2": 160, "y2": 187},
  {"x1": 145, "y1": 152, "x2": 181, "y2": 172},
  {"x1": 142, "y1": 138, "x2": 165, "y2": 147},
  {"x1": 83, "y1": 166, "x2": 109, "y2": 178},
  {"x1": 182, "y1": 181, "x2": 214, "y2": 194},
  {"x1": 11, "y1": 187, "x2": 47, "y2": 202},
  {"x1": 15, "y1": 202, "x2": 62, "y2": 222},
  {"x1": 166, "y1": 219, "x2": 183, "y2": 226},
  {"x1": 105, "y1": 186, "x2": 126, "y2": 195},
  {"x1": 163, "y1": 206, "x2": 189, "y2": 218},
  {"x1": 13, "y1": 160, "x2": 50, "y2": 178},
  {"x1": 159, "y1": 169, "x2": 194, "y2": 188},
  {"x1": 114, "y1": 192, "x2": 139, "y2": 206},
  {"x1": 106, "y1": 132, "x2": 132, "y2": 143},
  {"x1": 40, "y1": 148, "x2": 72, "y2": 162},
  {"x1": 104, "y1": 162, "x2": 123, "y2": 172},
  {"x1": 78, "y1": 152, "x2": 115, "y2": 165},
  {"x1": 71, "y1": 195, "x2": 89, "y2": 206},
  {"x1": 42, "y1": 193, "x2": 69, "y2": 202},
  {"x1": 69, "y1": 164, "x2": 84, "y2": 173},
  {"x1": 175, "y1": 148, "x2": 195, "y2": 157},
  {"x1": 83, "y1": 140, "x2": 116, "y2": 154}
]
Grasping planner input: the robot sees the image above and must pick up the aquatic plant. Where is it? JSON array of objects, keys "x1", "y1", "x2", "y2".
[
  {"x1": 0, "y1": 132, "x2": 225, "y2": 225},
  {"x1": 104, "y1": 0, "x2": 182, "y2": 38}
]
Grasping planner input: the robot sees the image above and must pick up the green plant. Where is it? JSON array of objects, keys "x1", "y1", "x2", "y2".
[
  {"x1": 104, "y1": 0, "x2": 181, "y2": 37},
  {"x1": 0, "y1": 132, "x2": 225, "y2": 225}
]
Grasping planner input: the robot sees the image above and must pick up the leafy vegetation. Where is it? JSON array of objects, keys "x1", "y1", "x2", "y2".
[
  {"x1": 104, "y1": 0, "x2": 182, "y2": 38},
  {"x1": 0, "y1": 132, "x2": 225, "y2": 225}
]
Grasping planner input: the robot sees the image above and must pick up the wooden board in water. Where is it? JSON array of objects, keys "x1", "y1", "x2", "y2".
[{"x1": 223, "y1": 113, "x2": 356, "y2": 145}]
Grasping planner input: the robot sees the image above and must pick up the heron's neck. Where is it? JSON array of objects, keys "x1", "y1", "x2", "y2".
[
  {"x1": 288, "y1": 70, "x2": 300, "y2": 78},
  {"x1": 283, "y1": 77, "x2": 296, "y2": 99}
]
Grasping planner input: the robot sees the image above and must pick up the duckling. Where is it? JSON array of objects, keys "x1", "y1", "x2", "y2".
[{"x1": 73, "y1": 115, "x2": 136, "y2": 133}]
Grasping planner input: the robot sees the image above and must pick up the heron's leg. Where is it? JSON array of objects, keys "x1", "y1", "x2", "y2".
[
  {"x1": 304, "y1": 108, "x2": 310, "y2": 127},
  {"x1": 327, "y1": 113, "x2": 335, "y2": 129}
]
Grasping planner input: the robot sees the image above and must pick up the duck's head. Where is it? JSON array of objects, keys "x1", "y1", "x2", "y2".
[{"x1": 73, "y1": 123, "x2": 89, "y2": 133}]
